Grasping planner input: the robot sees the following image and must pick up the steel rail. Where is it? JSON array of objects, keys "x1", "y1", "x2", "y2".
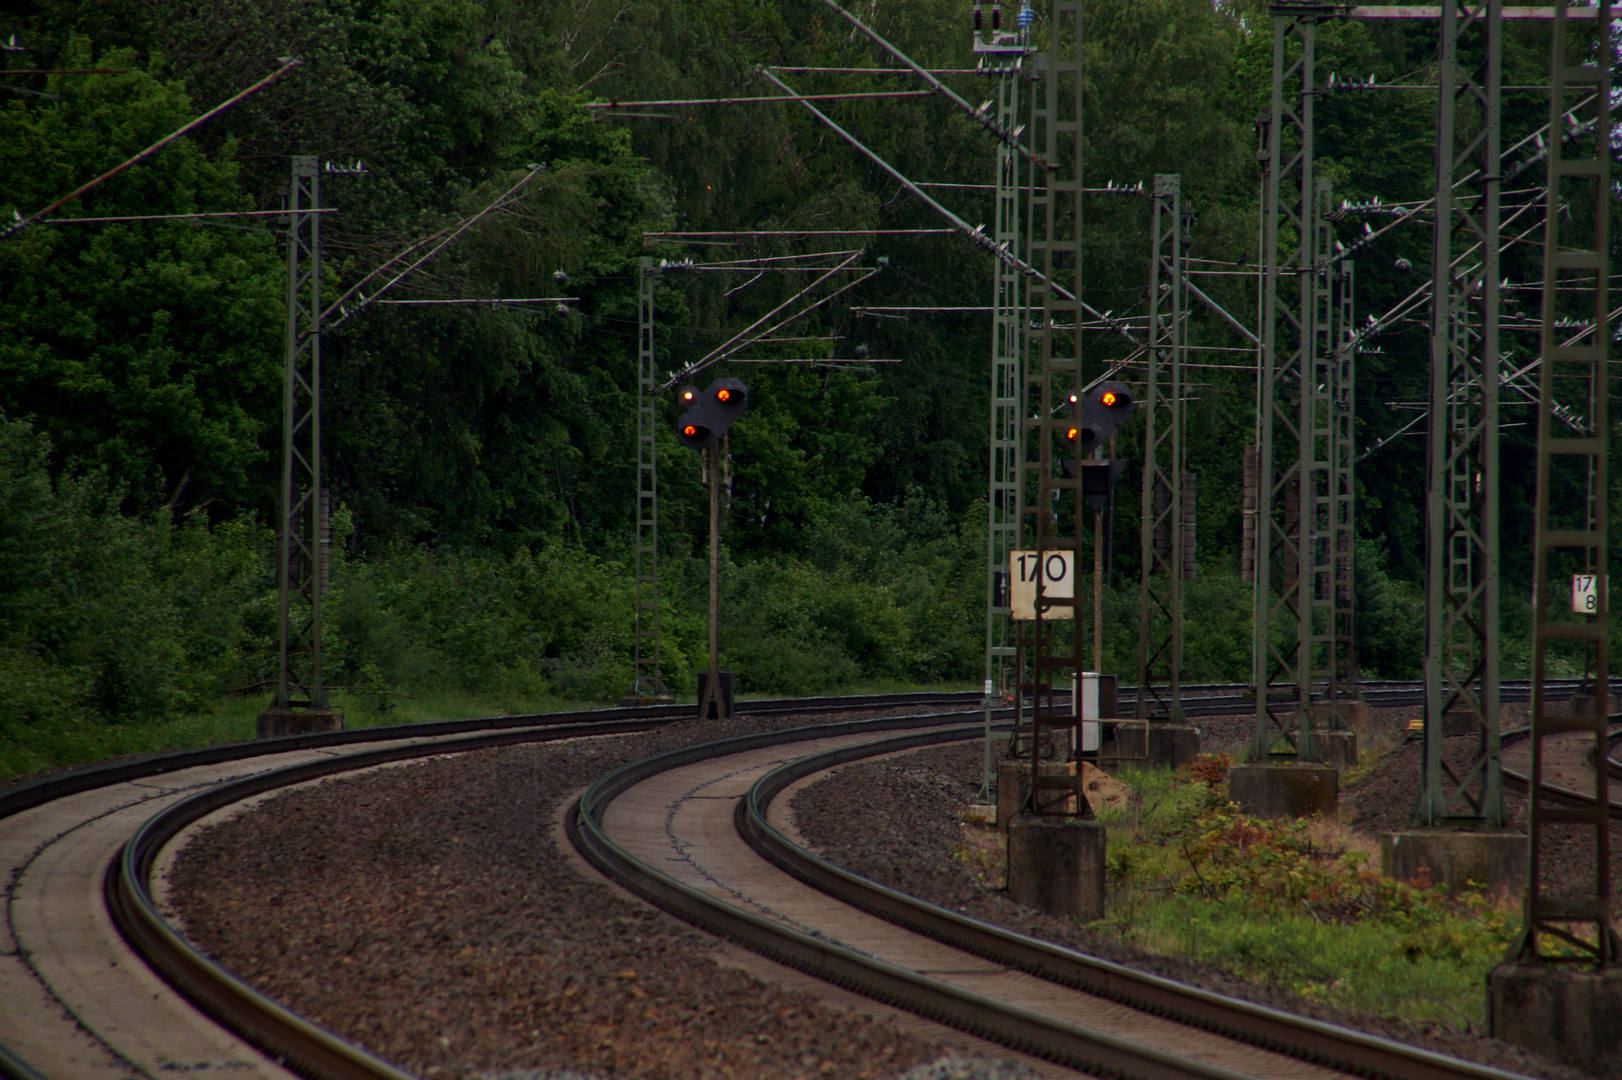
[
  {"x1": 740, "y1": 730, "x2": 1539, "y2": 1080},
  {"x1": 568, "y1": 716, "x2": 1273, "y2": 1080},
  {"x1": 106, "y1": 712, "x2": 723, "y2": 1080},
  {"x1": 5, "y1": 680, "x2": 1604, "y2": 1080},
  {"x1": 0, "y1": 691, "x2": 1017, "y2": 1079}
]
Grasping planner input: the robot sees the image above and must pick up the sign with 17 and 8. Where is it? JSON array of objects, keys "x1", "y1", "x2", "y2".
[
  {"x1": 1572, "y1": 573, "x2": 1598, "y2": 615},
  {"x1": 1009, "y1": 550, "x2": 1075, "y2": 621}
]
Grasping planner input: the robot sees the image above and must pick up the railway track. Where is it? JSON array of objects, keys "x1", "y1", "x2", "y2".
[
  {"x1": 568, "y1": 716, "x2": 1546, "y2": 1080},
  {"x1": 0, "y1": 681, "x2": 1593, "y2": 1080},
  {"x1": 0, "y1": 691, "x2": 988, "y2": 1080}
]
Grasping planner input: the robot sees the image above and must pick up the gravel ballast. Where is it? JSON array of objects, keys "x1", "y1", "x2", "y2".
[{"x1": 166, "y1": 709, "x2": 1009, "y2": 1080}]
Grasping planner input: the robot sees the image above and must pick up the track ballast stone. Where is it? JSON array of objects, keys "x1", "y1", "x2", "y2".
[{"x1": 167, "y1": 708, "x2": 996, "y2": 1080}]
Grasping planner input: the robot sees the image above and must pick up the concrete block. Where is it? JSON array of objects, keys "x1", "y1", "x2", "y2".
[
  {"x1": 1227, "y1": 763, "x2": 1338, "y2": 819},
  {"x1": 1006, "y1": 813, "x2": 1106, "y2": 922},
  {"x1": 255, "y1": 706, "x2": 344, "y2": 738},
  {"x1": 1381, "y1": 830, "x2": 1526, "y2": 899},
  {"x1": 1319, "y1": 730, "x2": 1358, "y2": 770},
  {"x1": 997, "y1": 759, "x2": 1076, "y2": 829},
  {"x1": 619, "y1": 693, "x2": 675, "y2": 707},
  {"x1": 1311, "y1": 700, "x2": 1369, "y2": 735},
  {"x1": 1489, "y1": 962, "x2": 1622, "y2": 1078},
  {"x1": 1102, "y1": 722, "x2": 1201, "y2": 769}
]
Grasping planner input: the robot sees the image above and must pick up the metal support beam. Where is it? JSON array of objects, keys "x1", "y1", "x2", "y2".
[
  {"x1": 1251, "y1": 13, "x2": 1320, "y2": 760},
  {"x1": 1516, "y1": 0, "x2": 1619, "y2": 966},
  {"x1": 632, "y1": 257, "x2": 666, "y2": 700},
  {"x1": 1018, "y1": 0, "x2": 1090, "y2": 817},
  {"x1": 1419, "y1": 0, "x2": 1505, "y2": 827},
  {"x1": 1328, "y1": 255, "x2": 1358, "y2": 719},
  {"x1": 983, "y1": 68, "x2": 1026, "y2": 800},
  {"x1": 271, "y1": 156, "x2": 327, "y2": 712},
  {"x1": 1137, "y1": 174, "x2": 1185, "y2": 723}
]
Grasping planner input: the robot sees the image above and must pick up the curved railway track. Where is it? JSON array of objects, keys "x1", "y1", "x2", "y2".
[
  {"x1": 0, "y1": 680, "x2": 1600, "y2": 1080},
  {"x1": 0, "y1": 692, "x2": 986, "y2": 1080}
]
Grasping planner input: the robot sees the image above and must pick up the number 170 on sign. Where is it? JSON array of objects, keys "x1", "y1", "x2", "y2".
[{"x1": 1009, "y1": 550, "x2": 1075, "y2": 621}]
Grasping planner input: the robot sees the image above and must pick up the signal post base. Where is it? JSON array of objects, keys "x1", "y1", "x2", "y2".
[
  {"x1": 255, "y1": 706, "x2": 344, "y2": 739},
  {"x1": 1227, "y1": 763, "x2": 1337, "y2": 820},
  {"x1": 1488, "y1": 963, "x2": 1622, "y2": 1078},
  {"x1": 1006, "y1": 813, "x2": 1105, "y2": 923},
  {"x1": 1381, "y1": 830, "x2": 1526, "y2": 899}
]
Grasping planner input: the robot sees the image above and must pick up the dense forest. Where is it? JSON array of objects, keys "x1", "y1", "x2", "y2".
[{"x1": 0, "y1": 0, "x2": 1605, "y2": 768}]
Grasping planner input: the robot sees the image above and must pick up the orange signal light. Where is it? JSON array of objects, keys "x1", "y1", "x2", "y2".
[
  {"x1": 1101, "y1": 390, "x2": 1119, "y2": 407},
  {"x1": 681, "y1": 388, "x2": 696, "y2": 403},
  {"x1": 716, "y1": 388, "x2": 732, "y2": 403},
  {"x1": 1066, "y1": 426, "x2": 1079, "y2": 441},
  {"x1": 683, "y1": 424, "x2": 699, "y2": 438}
]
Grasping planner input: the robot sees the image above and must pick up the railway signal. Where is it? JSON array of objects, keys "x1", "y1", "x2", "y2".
[
  {"x1": 675, "y1": 378, "x2": 749, "y2": 450},
  {"x1": 1065, "y1": 381, "x2": 1134, "y2": 455}
]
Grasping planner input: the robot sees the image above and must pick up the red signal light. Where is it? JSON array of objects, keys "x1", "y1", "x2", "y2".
[{"x1": 681, "y1": 388, "x2": 696, "y2": 403}]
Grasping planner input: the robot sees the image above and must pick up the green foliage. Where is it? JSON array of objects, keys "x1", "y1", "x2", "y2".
[
  {"x1": 1096, "y1": 763, "x2": 1520, "y2": 1028},
  {"x1": 0, "y1": 43, "x2": 282, "y2": 513},
  {"x1": 0, "y1": 419, "x2": 265, "y2": 733}
]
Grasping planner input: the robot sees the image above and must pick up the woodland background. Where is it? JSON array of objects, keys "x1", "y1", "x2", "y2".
[{"x1": 0, "y1": 0, "x2": 1591, "y2": 772}]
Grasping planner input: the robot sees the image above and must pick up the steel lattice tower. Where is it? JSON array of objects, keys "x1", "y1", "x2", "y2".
[
  {"x1": 1252, "y1": 11, "x2": 1321, "y2": 760},
  {"x1": 1516, "y1": 0, "x2": 1619, "y2": 965},
  {"x1": 1017, "y1": 0, "x2": 1089, "y2": 817},
  {"x1": 982, "y1": 68, "x2": 1026, "y2": 798},
  {"x1": 1136, "y1": 174, "x2": 1185, "y2": 722},
  {"x1": 1419, "y1": 0, "x2": 1505, "y2": 828},
  {"x1": 633, "y1": 257, "x2": 666, "y2": 700},
  {"x1": 270, "y1": 156, "x2": 329, "y2": 714}
]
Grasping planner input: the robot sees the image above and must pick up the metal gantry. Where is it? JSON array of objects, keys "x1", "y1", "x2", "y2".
[
  {"x1": 270, "y1": 156, "x2": 329, "y2": 714},
  {"x1": 982, "y1": 67, "x2": 1027, "y2": 799},
  {"x1": 1419, "y1": 0, "x2": 1505, "y2": 828},
  {"x1": 1516, "y1": 0, "x2": 1618, "y2": 965},
  {"x1": 1252, "y1": 10, "x2": 1321, "y2": 760},
  {"x1": 1136, "y1": 174, "x2": 1186, "y2": 722},
  {"x1": 633, "y1": 257, "x2": 667, "y2": 700},
  {"x1": 1017, "y1": 0, "x2": 1090, "y2": 817}
]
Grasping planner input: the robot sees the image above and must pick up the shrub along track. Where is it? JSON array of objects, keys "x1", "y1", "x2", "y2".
[
  {"x1": 0, "y1": 692, "x2": 993, "y2": 1080},
  {"x1": 0, "y1": 681, "x2": 1592, "y2": 1080}
]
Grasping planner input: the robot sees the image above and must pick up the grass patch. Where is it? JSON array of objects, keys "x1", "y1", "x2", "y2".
[
  {"x1": 1093, "y1": 757, "x2": 1519, "y2": 1030},
  {"x1": 953, "y1": 756, "x2": 1520, "y2": 1032}
]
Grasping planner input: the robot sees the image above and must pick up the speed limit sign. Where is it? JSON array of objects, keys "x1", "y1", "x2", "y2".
[
  {"x1": 1009, "y1": 550, "x2": 1075, "y2": 621},
  {"x1": 1572, "y1": 573, "x2": 1598, "y2": 615}
]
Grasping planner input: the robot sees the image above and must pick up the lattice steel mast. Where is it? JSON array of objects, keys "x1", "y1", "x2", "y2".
[
  {"x1": 1137, "y1": 174, "x2": 1186, "y2": 722},
  {"x1": 1252, "y1": 10, "x2": 1321, "y2": 760},
  {"x1": 269, "y1": 155, "x2": 329, "y2": 718},
  {"x1": 633, "y1": 257, "x2": 666, "y2": 700},
  {"x1": 1419, "y1": 0, "x2": 1505, "y2": 827},
  {"x1": 1018, "y1": 0, "x2": 1089, "y2": 817},
  {"x1": 1515, "y1": 0, "x2": 1619, "y2": 965},
  {"x1": 982, "y1": 64, "x2": 1027, "y2": 798}
]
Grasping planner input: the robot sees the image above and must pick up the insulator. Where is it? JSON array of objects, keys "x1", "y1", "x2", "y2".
[
  {"x1": 1017, "y1": 1, "x2": 1034, "y2": 29},
  {"x1": 991, "y1": 1, "x2": 1001, "y2": 29},
  {"x1": 973, "y1": 2, "x2": 983, "y2": 30}
]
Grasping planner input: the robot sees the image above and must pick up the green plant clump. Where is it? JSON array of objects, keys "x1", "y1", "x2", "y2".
[{"x1": 1095, "y1": 759, "x2": 1518, "y2": 1030}]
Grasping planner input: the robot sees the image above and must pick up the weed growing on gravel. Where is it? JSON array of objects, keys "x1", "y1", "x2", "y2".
[{"x1": 1090, "y1": 757, "x2": 1519, "y2": 1030}]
